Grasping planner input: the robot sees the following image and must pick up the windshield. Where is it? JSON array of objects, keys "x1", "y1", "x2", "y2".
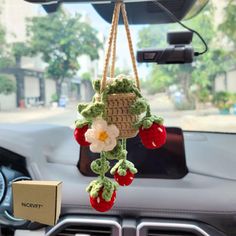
[{"x1": 0, "y1": 0, "x2": 235, "y2": 133}]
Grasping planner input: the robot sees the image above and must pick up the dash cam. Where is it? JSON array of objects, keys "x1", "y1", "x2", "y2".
[{"x1": 137, "y1": 31, "x2": 194, "y2": 64}]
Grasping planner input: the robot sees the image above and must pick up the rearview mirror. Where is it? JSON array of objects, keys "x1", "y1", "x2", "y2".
[{"x1": 24, "y1": 0, "x2": 209, "y2": 24}]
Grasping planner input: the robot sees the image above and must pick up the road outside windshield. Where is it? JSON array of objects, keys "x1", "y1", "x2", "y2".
[{"x1": 0, "y1": 0, "x2": 236, "y2": 133}]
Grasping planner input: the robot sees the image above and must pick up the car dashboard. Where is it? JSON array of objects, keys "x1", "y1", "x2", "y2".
[{"x1": 0, "y1": 124, "x2": 236, "y2": 236}]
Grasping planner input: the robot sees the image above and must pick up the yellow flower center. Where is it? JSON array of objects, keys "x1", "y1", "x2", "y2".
[{"x1": 98, "y1": 131, "x2": 109, "y2": 142}]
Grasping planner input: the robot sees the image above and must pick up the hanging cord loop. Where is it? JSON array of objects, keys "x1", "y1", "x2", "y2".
[{"x1": 101, "y1": 2, "x2": 140, "y2": 93}]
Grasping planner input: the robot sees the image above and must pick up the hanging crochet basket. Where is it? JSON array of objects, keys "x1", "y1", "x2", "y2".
[{"x1": 106, "y1": 92, "x2": 138, "y2": 138}]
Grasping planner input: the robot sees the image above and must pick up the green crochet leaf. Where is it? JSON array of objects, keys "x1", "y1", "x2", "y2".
[
  {"x1": 125, "y1": 160, "x2": 138, "y2": 174},
  {"x1": 91, "y1": 158, "x2": 110, "y2": 175},
  {"x1": 119, "y1": 150, "x2": 128, "y2": 160},
  {"x1": 134, "y1": 115, "x2": 164, "y2": 129},
  {"x1": 86, "y1": 177, "x2": 118, "y2": 201},
  {"x1": 99, "y1": 75, "x2": 144, "y2": 106},
  {"x1": 93, "y1": 79, "x2": 101, "y2": 93},
  {"x1": 102, "y1": 178, "x2": 118, "y2": 201},
  {"x1": 81, "y1": 102, "x2": 105, "y2": 119},
  {"x1": 133, "y1": 120, "x2": 143, "y2": 130},
  {"x1": 110, "y1": 160, "x2": 123, "y2": 175},
  {"x1": 75, "y1": 119, "x2": 91, "y2": 128},
  {"x1": 153, "y1": 115, "x2": 164, "y2": 125},
  {"x1": 143, "y1": 119, "x2": 153, "y2": 129},
  {"x1": 86, "y1": 179, "x2": 103, "y2": 198},
  {"x1": 110, "y1": 159, "x2": 137, "y2": 176},
  {"x1": 86, "y1": 180, "x2": 97, "y2": 193},
  {"x1": 129, "y1": 97, "x2": 148, "y2": 115},
  {"x1": 132, "y1": 87, "x2": 142, "y2": 98},
  {"x1": 134, "y1": 117, "x2": 152, "y2": 129},
  {"x1": 102, "y1": 75, "x2": 138, "y2": 95},
  {"x1": 77, "y1": 103, "x2": 89, "y2": 113},
  {"x1": 117, "y1": 167, "x2": 127, "y2": 176},
  {"x1": 104, "y1": 142, "x2": 123, "y2": 160},
  {"x1": 106, "y1": 77, "x2": 134, "y2": 94}
]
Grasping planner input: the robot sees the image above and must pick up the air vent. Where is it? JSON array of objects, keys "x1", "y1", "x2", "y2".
[
  {"x1": 45, "y1": 216, "x2": 121, "y2": 236},
  {"x1": 56, "y1": 225, "x2": 112, "y2": 236},
  {"x1": 137, "y1": 221, "x2": 210, "y2": 236},
  {"x1": 148, "y1": 229, "x2": 197, "y2": 236}
]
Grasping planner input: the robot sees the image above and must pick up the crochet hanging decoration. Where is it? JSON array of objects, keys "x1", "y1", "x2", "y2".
[{"x1": 74, "y1": 2, "x2": 166, "y2": 212}]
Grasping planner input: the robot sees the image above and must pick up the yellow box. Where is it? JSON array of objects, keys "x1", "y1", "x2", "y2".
[{"x1": 12, "y1": 180, "x2": 62, "y2": 226}]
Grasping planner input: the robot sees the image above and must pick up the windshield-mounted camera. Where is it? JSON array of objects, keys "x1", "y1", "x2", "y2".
[{"x1": 137, "y1": 31, "x2": 194, "y2": 64}]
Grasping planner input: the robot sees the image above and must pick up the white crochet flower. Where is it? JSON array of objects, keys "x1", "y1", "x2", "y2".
[{"x1": 85, "y1": 118, "x2": 119, "y2": 153}]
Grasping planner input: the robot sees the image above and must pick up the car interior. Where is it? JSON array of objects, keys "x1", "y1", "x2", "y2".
[{"x1": 0, "y1": 0, "x2": 236, "y2": 236}]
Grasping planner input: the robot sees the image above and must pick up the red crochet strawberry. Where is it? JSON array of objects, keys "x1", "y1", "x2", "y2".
[
  {"x1": 90, "y1": 189, "x2": 116, "y2": 212},
  {"x1": 74, "y1": 125, "x2": 90, "y2": 146},
  {"x1": 114, "y1": 170, "x2": 134, "y2": 186},
  {"x1": 139, "y1": 123, "x2": 166, "y2": 149}
]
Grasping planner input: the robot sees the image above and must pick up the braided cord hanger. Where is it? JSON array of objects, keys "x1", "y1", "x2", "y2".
[{"x1": 100, "y1": 2, "x2": 140, "y2": 92}]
